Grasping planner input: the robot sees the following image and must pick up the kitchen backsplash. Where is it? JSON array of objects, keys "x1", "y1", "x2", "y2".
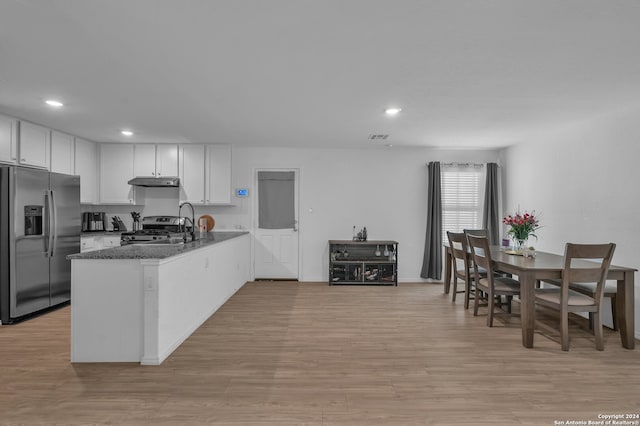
[{"x1": 81, "y1": 187, "x2": 248, "y2": 231}]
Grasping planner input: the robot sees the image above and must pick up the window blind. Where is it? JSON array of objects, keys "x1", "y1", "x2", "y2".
[{"x1": 441, "y1": 165, "x2": 485, "y2": 242}]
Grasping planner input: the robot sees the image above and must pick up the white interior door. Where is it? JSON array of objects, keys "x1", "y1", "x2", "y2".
[{"x1": 254, "y1": 169, "x2": 299, "y2": 280}]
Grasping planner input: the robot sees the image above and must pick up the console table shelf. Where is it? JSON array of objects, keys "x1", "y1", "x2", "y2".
[{"x1": 329, "y1": 240, "x2": 398, "y2": 286}]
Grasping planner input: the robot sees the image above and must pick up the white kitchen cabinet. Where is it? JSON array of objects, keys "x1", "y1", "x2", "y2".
[
  {"x1": 179, "y1": 144, "x2": 206, "y2": 203},
  {"x1": 50, "y1": 131, "x2": 75, "y2": 175},
  {"x1": 102, "y1": 235, "x2": 121, "y2": 248},
  {"x1": 133, "y1": 144, "x2": 156, "y2": 177},
  {"x1": 80, "y1": 236, "x2": 97, "y2": 253},
  {"x1": 81, "y1": 235, "x2": 121, "y2": 252},
  {"x1": 133, "y1": 144, "x2": 178, "y2": 177},
  {"x1": 19, "y1": 121, "x2": 50, "y2": 169},
  {"x1": 0, "y1": 115, "x2": 18, "y2": 164},
  {"x1": 179, "y1": 144, "x2": 232, "y2": 204},
  {"x1": 75, "y1": 138, "x2": 98, "y2": 204},
  {"x1": 99, "y1": 143, "x2": 136, "y2": 204},
  {"x1": 156, "y1": 144, "x2": 178, "y2": 177},
  {"x1": 206, "y1": 145, "x2": 232, "y2": 204}
]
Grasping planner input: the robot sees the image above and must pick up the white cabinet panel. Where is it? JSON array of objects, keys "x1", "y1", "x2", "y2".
[
  {"x1": 206, "y1": 145, "x2": 231, "y2": 204},
  {"x1": 133, "y1": 144, "x2": 156, "y2": 177},
  {"x1": 100, "y1": 143, "x2": 136, "y2": 204},
  {"x1": 51, "y1": 131, "x2": 75, "y2": 175},
  {"x1": 80, "y1": 236, "x2": 96, "y2": 253},
  {"x1": 75, "y1": 138, "x2": 98, "y2": 204},
  {"x1": 19, "y1": 121, "x2": 50, "y2": 169},
  {"x1": 133, "y1": 144, "x2": 178, "y2": 177},
  {"x1": 102, "y1": 236, "x2": 121, "y2": 248},
  {"x1": 0, "y1": 115, "x2": 18, "y2": 164},
  {"x1": 156, "y1": 144, "x2": 178, "y2": 177},
  {"x1": 179, "y1": 144, "x2": 206, "y2": 203}
]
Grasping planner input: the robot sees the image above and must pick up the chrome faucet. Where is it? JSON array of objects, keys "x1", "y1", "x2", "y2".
[{"x1": 178, "y1": 202, "x2": 196, "y2": 242}]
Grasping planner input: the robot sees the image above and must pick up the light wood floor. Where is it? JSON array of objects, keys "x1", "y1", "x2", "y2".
[{"x1": 1, "y1": 282, "x2": 639, "y2": 426}]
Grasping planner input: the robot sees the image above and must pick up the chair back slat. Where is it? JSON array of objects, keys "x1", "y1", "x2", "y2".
[
  {"x1": 467, "y1": 235, "x2": 493, "y2": 275},
  {"x1": 463, "y1": 229, "x2": 487, "y2": 238},
  {"x1": 447, "y1": 232, "x2": 470, "y2": 270}
]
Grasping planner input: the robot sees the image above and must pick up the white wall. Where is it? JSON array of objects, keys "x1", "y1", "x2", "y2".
[
  {"x1": 501, "y1": 104, "x2": 640, "y2": 337},
  {"x1": 218, "y1": 146, "x2": 500, "y2": 282},
  {"x1": 84, "y1": 145, "x2": 502, "y2": 282}
]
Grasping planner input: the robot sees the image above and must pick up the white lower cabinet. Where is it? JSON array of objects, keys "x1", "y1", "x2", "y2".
[
  {"x1": 71, "y1": 233, "x2": 250, "y2": 364},
  {"x1": 99, "y1": 143, "x2": 136, "y2": 204},
  {"x1": 80, "y1": 236, "x2": 96, "y2": 253},
  {"x1": 102, "y1": 235, "x2": 121, "y2": 248},
  {"x1": 81, "y1": 235, "x2": 122, "y2": 252}
]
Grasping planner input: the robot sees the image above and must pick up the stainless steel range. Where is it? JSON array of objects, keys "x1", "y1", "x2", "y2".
[{"x1": 120, "y1": 216, "x2": 193, "y2": 245}]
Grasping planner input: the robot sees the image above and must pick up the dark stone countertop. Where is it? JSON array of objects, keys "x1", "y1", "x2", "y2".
[{"x1": 68, "y1": 232, "x2": 249, "y2": 260}]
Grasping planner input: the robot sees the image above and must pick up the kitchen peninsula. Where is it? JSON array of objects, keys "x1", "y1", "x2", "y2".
[{"x1": 68, "y1": 231, "x2": 250, "y2": 365}]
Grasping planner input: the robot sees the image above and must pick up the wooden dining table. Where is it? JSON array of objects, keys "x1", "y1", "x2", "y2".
[{"x1": 444, "y1": 245, "x2": 636, "y2": 349}]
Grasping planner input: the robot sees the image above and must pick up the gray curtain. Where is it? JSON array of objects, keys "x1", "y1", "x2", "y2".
[
  {"x1": 420, "y1": 161, "x2": 442, "y2": 280},
  {"x1": 258, "y1": 171, "x2": 295, "y2": 229},
  {"x1": 482, "y1": 162, "x2": 500, "y2": 245}
]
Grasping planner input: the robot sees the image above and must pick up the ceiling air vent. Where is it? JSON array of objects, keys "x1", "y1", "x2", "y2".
[{"x1": 368, "y1": 134, "x2": 389, "y2": 141}]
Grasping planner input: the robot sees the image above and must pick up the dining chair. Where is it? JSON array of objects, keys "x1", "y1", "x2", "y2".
[
  {"x1": 463, "y1": 229, "x2": 487, "y2": 238},
  {"x1": 467, "y1": 235, "x2": 521, "y2": 327},
  {"x1": 446, "y1": 231, "x2": 475, "y2": 309},
  {"x1": 534, "y1": 243, "x2": 616, "y2": 351}
]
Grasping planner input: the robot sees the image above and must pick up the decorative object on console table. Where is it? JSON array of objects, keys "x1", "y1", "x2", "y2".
[
  {"x1": 502, "y1": 209, "x2": 540, "y2": 253},
  {"x1": 352, "y1": 226, "x2": 368, "y2": 241},
  {"x1": 329, "y1": 240, "x2": 398, "y2": 286}
]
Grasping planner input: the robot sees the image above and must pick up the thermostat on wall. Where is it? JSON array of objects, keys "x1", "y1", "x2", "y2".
[{"x1": 235, "y1": 188, "x2": 249, "y2": 197}]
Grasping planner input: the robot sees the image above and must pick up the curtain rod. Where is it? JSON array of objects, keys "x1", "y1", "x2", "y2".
[{"x1": 440, "y1": 162, "x2": 485, "y2": 168}]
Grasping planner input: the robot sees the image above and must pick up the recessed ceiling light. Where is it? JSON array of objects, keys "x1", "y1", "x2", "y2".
[
  {"x1": 384, "y1": 107, "x2": 402, "y2": 116},
  {"x1": 121, "y1": 130, "x2": 134, "y2": 136},
  {"x1": 45, "y1": 99, "x2": 64, "y2": 108}
]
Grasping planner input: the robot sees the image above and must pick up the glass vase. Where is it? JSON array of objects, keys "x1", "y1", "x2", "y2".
[{"x1": 515, "y1": 239, "x2": 527, "y2": 253}]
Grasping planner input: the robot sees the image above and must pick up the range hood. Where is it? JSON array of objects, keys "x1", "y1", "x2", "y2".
[{"x1": 127, "y1": 177, "x2": 180, "y2": 187}]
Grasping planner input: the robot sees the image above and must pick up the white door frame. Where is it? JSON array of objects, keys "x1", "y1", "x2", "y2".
[{"x1": 251, "y1": 167, "x2": 301, "y2": 280}]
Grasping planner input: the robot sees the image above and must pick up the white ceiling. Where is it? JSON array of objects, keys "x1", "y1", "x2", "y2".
[{"x1": 1, "y1": 0, "x2": 639, "y2": 149}]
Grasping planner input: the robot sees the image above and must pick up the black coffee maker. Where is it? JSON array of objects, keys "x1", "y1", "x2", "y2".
[{"x1": 81, "y1": 212, "x2": 106, "y2": 232}]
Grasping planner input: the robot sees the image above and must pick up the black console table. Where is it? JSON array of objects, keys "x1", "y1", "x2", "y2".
[{"x1": 328, "y1": 240, "x2": 398, "y2": 286}]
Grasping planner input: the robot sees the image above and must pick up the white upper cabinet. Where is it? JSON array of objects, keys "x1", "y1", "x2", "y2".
[
  {"x1": 206, "y1": 145, "x2": 232, "y2": 204},
  {"x1": 50, "y1": 131, "x2": 75, "y2": 175},
  {"x1": 179, "y1": 144, "x2": 206, "y2": 203},
  {"x1": 0, "y1": 115, "x2": 18, "y2": 164},
  {"x1": 19, "y1": 121, "x2": 50, "y2": 169},
  {"x1": 75, "y1": 138, "x2": 98, "y2": 204},
  {"x1": 156, "y1": 144, "x2": 178, "y2": 177},
  {"x1": 133, "y1": 144, "x2": 178, "y2": 177},
  {"x1": 100, "y1": 143, "x2": 136, "y2": 204},
  {"x1": 179, "y1": 144, "x2": 232, "y2": 204},
  {"x1": 133, "y1": 144, "x2": 156, "y2": 177}
]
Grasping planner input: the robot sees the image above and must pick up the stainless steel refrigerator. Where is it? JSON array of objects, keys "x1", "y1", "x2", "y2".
[{"x1": 0, "y1": 165, "x2": 80, "y2": 324}]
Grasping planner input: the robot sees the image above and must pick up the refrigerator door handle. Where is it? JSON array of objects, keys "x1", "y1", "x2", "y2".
[
  {"x1": 50, "y1": 189, "x2": 57, "y2": 257},
  {"x1": 44, "y1": 190, "x2": 51, "y2": 257}
]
